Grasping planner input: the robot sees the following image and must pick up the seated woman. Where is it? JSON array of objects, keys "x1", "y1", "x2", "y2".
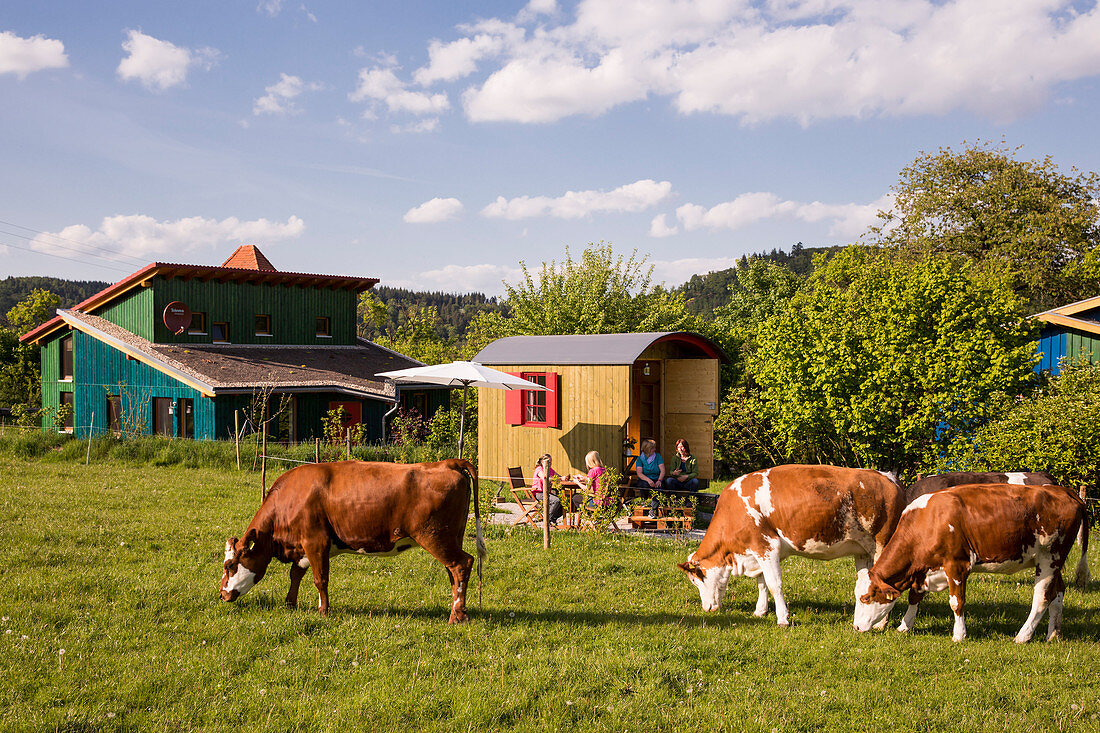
[
  {"x1": 663, "y1": 438, "x2": 699, "y2": 491},
  {"x1": 531, "y1": 453, "x2": 564, "y2": 524},
  {"x1": 632, "y1": 438, "x2": 664, "y2": 517},
  {"x1": 571, "y1": 450, "x2": 609, "y2": 512}
]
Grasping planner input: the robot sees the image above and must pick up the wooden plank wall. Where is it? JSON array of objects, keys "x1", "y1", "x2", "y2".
[
  {"x1": 478, "y1": 364, "x2": 630, "y2": 481},
  {"x1": 148, "y1": 277, "x2": 358, "y2": 345},
  {"x1": 98, "y1": 287, "x2": 154, "y2": 341}
]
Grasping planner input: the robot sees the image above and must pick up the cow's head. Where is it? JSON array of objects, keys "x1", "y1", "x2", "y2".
[
  {"x1": 678, "y1": 552, "x2": 732, "y2": 612},
  {"x1": 853, "y1": 570, "x2": 900, "y2": 631},
  {"x1": 219, "y1": 529, "x2": 271, "y2": 603}
]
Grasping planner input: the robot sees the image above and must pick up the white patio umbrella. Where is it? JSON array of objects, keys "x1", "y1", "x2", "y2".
[{"x1": 376, "y1": 360, "x2": 549, "y2": 459}]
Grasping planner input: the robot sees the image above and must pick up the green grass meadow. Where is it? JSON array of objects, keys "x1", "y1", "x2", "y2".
[{"x1": 1, "y1": 457, "x2": 1098, "y2": 732}]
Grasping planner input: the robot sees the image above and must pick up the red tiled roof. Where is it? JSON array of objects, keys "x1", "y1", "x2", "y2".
[{"x1": 221, "y1": 245, "x2": 278, "y2": 272}]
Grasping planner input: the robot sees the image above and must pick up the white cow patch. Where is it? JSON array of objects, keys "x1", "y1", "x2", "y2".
[
  {"x1": 755, "y1": 470, "x2": 774, "y2": 517},
  {"x1": 1005, "y1": 472, "x2": 1028, "y2": 485},
  {"x1": 903, "y1": 493, "x2": 933, "y2": 515},
  {"x1": 948, "y1": 524, "x2": 955, "y2": 533},
  {"x1": 923, "y1": 569, "x2": 949, "y2": 592},
  {"x1": 224, "y1": 541, "x2": 235, "y2": 564},
  {"x1": 297, "y1": 557, "x2": 310, "y2": 569},
  {"x1": 225, "y1": 563, "x2": 258, "y2": 596},
  {"x1": 733, "y1": 473, "x2": 766, "y2": 527}
]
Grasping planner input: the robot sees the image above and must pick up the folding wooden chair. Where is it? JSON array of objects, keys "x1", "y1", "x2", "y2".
[{"x1": 507, "y1": 466, "x2": 543, "y2": 528}]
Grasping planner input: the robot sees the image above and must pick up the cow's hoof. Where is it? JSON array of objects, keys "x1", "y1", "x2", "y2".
[
  {"x1": 752, "y1": 610, "x2": 767, "y2": 618},
  {"x1": 777, "y1": 621, "x2": 790, "y2": 628},
  {"x1": 1013, "y1": 633, "x2": 1031, "y2": 644},
  {"x1": 897, "y1": 623, "x2": 910, "y2": 633},
  {"x1": 449, "y1": 613, "x2": 469, "y2": 624},
  {"x1": 1046, "y1": 630, "x2": 1062, "y2": 642}
]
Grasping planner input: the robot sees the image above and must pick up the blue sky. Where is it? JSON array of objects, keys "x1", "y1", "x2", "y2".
[{"x1": 2, "y1": 0, "x2": 1100, "y2": 296}]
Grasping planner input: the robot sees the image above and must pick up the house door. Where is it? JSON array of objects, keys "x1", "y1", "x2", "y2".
[
  {"x1": 663, "y1": 359, "x2": 719, "y2": 479},
  {"x1": 630, "y1": 361, "x2": 662, "y2": 453},
  {"x1": 178, "y1": 399, "x2": 194, "y2": 439},
  {"x1": 154, "y1": 397, "x2": 173, "y2": 436}
]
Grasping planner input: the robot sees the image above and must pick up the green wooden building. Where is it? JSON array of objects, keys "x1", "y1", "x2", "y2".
[{"x1": 20, "y1": 246, "x2": 448, "y2": 441}]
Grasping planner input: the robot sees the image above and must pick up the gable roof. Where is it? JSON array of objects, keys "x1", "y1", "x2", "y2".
[
  {"x1": 21, "y1": 251, "x2": 379, "y2": 345},
  {"x1": 55, "y1": 309, "x2": 422, "y2": 400},
  {"x1": 473, "y1": 332, "x2": 728, "y2": 365},
  {"x1": 1033, "y1": 295, "x2": 1100, "y2": 338}
]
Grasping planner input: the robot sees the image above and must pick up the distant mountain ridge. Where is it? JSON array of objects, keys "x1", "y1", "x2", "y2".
[{"x1": 0, "y1": 276, "x2": 111, "y2": 329}]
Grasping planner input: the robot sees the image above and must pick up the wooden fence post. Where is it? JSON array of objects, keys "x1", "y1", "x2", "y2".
[
  {"x1": 315, "y1": 437, "x2": 320, "y2": 464},
  {"x1": 541, "y1": 456, "x2": 551, "y2": 550},
  {"x1": 234, "y1": 410, "x2": 241, "y2": 471},
  {"x1": 345, "y1": 428, "x2": 351, "y2": 460},
  {"x1": 85, "y1": 412, "x2": 94, "y2": 466},
  {"x1": 260, "y1": 420, "x2": 267, "y2": 501}
]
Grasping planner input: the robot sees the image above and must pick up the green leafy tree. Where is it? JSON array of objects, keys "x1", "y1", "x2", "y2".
[
  {"x1": 7, "y1": 288, "x2": 61, "y2": 334},
  {"x1": 941, "y1": 359, "x2": 1100, "y2": 492},
  {"x1": 0, "y1": 288, "x2": 60, "y2": 411},
  {"x1": 375, "y1": 305, "x2": 459, "y2": 366},
  {"x1": 475, "y1": 242, "x2": 698, "y2": 340},
  {"x1": 751, "y1": 247, "x2": 1037, "y2": 476},
  {"x1": 873, "y1": 141, "x2": 1100, "y2": 310}
]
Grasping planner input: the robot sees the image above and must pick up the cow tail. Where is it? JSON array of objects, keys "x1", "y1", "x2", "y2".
[
  {"x1": 1074, "y1": 499, "x2": 1090, "y2": 588},
  {"x1": 460, "y1": 459, "x2": 486, "y2": 604}
]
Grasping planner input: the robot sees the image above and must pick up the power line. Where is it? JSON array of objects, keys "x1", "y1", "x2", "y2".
[
  {"x1": 0, "y1": 227, "x2": 145, "y2": 271},
  {"x1": 0, "y1": 237, "x2": 133, "y2": 274},
  {"x1": 0, "y1": 218, "x2": 149, "y2": 268}
]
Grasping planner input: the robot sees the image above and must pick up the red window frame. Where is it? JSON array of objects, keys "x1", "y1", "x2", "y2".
[{"x1": 505, "y1": 371, "x2": 559, "y2": 428}]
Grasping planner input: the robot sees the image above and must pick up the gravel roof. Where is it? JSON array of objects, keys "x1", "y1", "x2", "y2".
[{"x1": 59, "y1": 310, "x2": 426, "y2": 398}]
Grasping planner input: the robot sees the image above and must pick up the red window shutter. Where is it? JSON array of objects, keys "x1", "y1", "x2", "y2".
[
  {"x1": 504, "y1": 372, "x2": 523, "y2": 425},
  {"x1": 545, "y1": 371, "x2": 560, "y2": 428}
]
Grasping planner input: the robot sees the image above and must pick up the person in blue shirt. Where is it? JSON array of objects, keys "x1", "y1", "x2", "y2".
[{"x1": 633, "y1": 438, "x2": 664, "y2": 517}]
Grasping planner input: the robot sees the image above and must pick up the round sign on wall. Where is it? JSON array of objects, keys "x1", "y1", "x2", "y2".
[{"x1": 163, "y1": 301, "x2": 192, "y2": 335}]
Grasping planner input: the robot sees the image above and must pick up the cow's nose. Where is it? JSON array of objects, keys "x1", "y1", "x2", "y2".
[{"x1": 220, "y1": 589, "x2": 238, "y2": 602}]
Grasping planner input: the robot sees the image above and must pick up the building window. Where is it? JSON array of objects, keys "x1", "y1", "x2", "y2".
[
  {"x1": 255, "y1": 314, "x2": 272, "y2": 336},
  {"x1": 523, "y1": 373, "x2": 547, "y2": 423},
  {"x1": 212, "y1": 322, "x2": 230, "y2": 343},
  {"x1": 504, "y1": 371, "x2": 560, "y2": 428},
  {"x1": 107, "y1": 395, "x2": 122, "y2": 433},
  {"x1": 188, "y1": 312, "x2": 206, "y2": 335},
  {"x1": 60, "y1": 391, "x2": 74, "y2": 432},
  {"x1": 316, "y1": 316, "x2": 330, "y2": 337},
  {"x1": 60, "y1": 335, "x2": 74, "y2": 380},
  {"x1": 153, "y1": 397, "x2": 173, "y2": 436}
]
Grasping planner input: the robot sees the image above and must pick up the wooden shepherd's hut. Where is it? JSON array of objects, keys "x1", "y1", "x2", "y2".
[{"x1": 474, "y1": 332, "x2": 728, "y2": 482}]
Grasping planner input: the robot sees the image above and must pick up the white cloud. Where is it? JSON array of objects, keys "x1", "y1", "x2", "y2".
[
  {"x1": 301, "y1": 4, "x2": 318, "y2": 23},
  {"x1": 253, "y1": 73, "x2": 324, "y2": 115},
  {"x1": 350, "y1": 66, "x2": 449, "y2": 115},
  {"x1": 387, "y1": 263, "x2": 525, "y2": 297},
  {"x1": 0, "y1": 30, "x2": 68, "y2": 78},
  {"x1": 670, "y1": 191, "x2": 892, "y2": 237},
  {"x1": 517, "y1": 0, "x2": 558, "y2": 23},
  {"x1": 649, "y1": 256, "x2": 745, "y2": 288},
  {"x1": 482, "y1": 179, "x2": 672, "y2": 220},
  {"x1": 31, "y1": 214, "x2": 305, "y2": 260},
  {"x1": 648, "y1": 214, "x2": 679, "y2": 238},
  {"x1": 393, "y1": 0, "x2": 1100, "y2": 125},
  {"x1": 390, "y1": 118, "x2": 440, "y2": 134},
  {"x1": 257, "y1": 0, "x2": 283, "y2": 17},
  {"x1": 117, "y1": 30, "x2": 220, "y2": 91},
  {"x1": 404, "y1": 198, "x2": 464, "y2": 223}
]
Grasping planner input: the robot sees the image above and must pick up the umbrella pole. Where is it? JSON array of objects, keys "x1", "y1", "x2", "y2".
[{"x1": 457, "y1": 382, "x2": 468, "y2": 460}]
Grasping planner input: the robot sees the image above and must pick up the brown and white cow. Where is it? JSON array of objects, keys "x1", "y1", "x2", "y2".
[
  {"x1": 905, "y1": 471, "x2": 1055, "y2": 504},
  {"x1": 854, "y1": 483, "x2": 1088, "y2": 642},
  {"x1": 219, "y1": 459, "x2": 486, "y2": 623},
  {"x1": 678, "y1": 465, "x2": 905, "y2": 626}
]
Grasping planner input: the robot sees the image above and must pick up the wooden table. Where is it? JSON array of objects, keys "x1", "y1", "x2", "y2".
[{"x1": 557, "y1": 479, "x2": 582, "y2": 529}]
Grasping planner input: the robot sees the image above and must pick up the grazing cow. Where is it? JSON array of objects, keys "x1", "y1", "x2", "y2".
[
  {"x1": 219, "y1": 459, "x2": 485, "y2": 623},
  {"x1": 905, "y1": 471, "x2": 1055, "y2": 504},
  {"x1": 678, "y1": 465, "x2": 905, "y2": 627},
  {"x1": 854, "y1": 483, "x2": 1088, "y2": 642}
]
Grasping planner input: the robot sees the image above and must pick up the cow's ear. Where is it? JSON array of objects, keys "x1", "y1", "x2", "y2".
[
  {"x1": 677, "y1": 561, "x2": 704, "y2": 581},
  {"x1": 243, "y1": 528, "x2": 259, "y2": 552}
]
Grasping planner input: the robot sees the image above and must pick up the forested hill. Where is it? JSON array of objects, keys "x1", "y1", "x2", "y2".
[
  {"x1": 367, "y1": 286, "x2": 506, "y2": 340},
  {"x1": 674, "y1": 243, "x2": 840, "y2": 316},
  {"x1": 0, "y1": 276, "x2": 110, "y2": 328}
]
